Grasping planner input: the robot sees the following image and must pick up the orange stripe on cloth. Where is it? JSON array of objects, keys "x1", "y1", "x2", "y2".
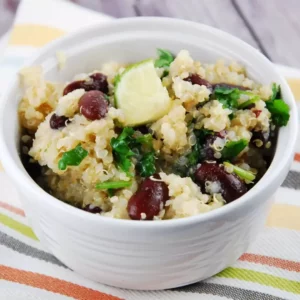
[
  {"x1": 295, "y1": 153, "x2": 300, "y2": 162},
  {"x1": 240, "y1": 253, "x2": 300, "y2": 273},
  {"x1": 0, "y1": 201, "x2": 25, "y2": 217},
  {"x1": 0, "y1": 265, "x2": 122, "y2": 300},
  {"x1": 266, "y1": 204, "x2": 300, "y2": 230},
  {"x1": 9, "y1": 24, "x2": 65, "y2": 47}
]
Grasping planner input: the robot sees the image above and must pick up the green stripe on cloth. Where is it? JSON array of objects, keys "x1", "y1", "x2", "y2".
[
  {"x1": 174, "y1": 282, "x2": 286, "y2": 300},
  {"x1": 0, "y1": 213, "x2": 38, "y2": 241},
  {"x1": 216, "y1": 267, "x2": 300, "y2": 294}
]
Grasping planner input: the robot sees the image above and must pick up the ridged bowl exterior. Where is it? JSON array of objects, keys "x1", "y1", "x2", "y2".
[
  {"x1": 22, "y1": 194, "x2": 272, "y2": 290},
  {"x1": 0, "y1": 18, "x2": 297, "y2": 290}
]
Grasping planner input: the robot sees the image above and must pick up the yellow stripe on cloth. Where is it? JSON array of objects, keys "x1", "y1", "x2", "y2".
[
  {"x1": 287, "y1": 79, "x2": 300, "y2": 101},
  {"x1": 9, "y1": 24, "x2": 65, "y2": 47},
  {"x1": 266, "y1": 204, "x2": 300, "y2": 231},
  {"x1": 0, "y1": 213, "x2": 38, "y2": 240}
]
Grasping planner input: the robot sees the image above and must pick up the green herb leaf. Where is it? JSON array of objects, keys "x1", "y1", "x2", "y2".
[
  {"x1": 110, "y1": 127, "x2": 135, "y2": 175},
  {"x1": 111, "y1": 127, "x2": 157, "y2": 177},
  {"x1": 213, "y1": 87, "x2": 241, "y2": 109},
  {"x1": 107, "y1": 189, "x2": 115, "y2": 197},
  {"x1": 270, "y1": 83, "x2": 281, "y2": 101},
  {"x1": 221, "y1": 139, "x2": 248, "y2": 160},
  {"x1": 187, "y1": 129, "x2": 213, "y2": 166},
  {"x1": 238, "y1": 94, "x2": 260, "y2": 109},
  {"x1": 96, "y1": 180, "x2": 132, "y2": 190},
  {"x1": 224, "y1": 162, "x2": 256, "y2": 181},
  {"x1": 135, "y1": 133, "x2": 153, "y2": 148},
  {"x1": 137, "y1": 151, "x2": 156, "y2": 177},
  {"x1": 154, "y1": 49, "x2": 174, "y2": 68},
  {"x1": 58, "y1": 144, "x2": 88, "y2": 171},
  {"x1": 266, "y1": 99, "x2": 290, "y2": 126}
]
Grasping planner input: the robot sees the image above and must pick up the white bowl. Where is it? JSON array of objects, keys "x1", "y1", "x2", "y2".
[{"x1": 0, "y1": 18, "x2": 298, "y2": 290}]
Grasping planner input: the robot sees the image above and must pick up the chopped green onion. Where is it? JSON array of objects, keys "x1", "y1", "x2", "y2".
[
  {"x1": 224, "y1": 162, "x2": 256, "y2": 181},
  {"x1": 96, "y1": 180, "x2": 132, "y2": 190}
]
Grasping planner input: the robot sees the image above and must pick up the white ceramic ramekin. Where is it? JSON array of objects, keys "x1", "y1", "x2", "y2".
[{"x1": 0, "y1": 18, "x2": 298, "y2": 290}]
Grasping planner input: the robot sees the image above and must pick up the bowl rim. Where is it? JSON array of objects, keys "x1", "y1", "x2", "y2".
[{"x1": 0, "y1": 17, "x2": 298, "y2": 229}]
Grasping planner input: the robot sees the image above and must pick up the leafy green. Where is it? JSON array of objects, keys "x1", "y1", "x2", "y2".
[
  {"x1": 136, "y1": 151, "x2": 156, "y2": 177},
  {"x1": 221, "y1": 139, "x2": 248, "y2": 160},
  {"x1": 265, "y1": 83, "x2": 290, "y2": 127},
  {"x1": 270, "y1": 83, "x2": 281, "y2": 101},
  {"x1": 266, "y1": 99, "x2": 290, "y2": 126},
  {"x1": 213, "y1": 86, "x2": 240, "y2": 109},
  {"x1": 214, "y1": 86, "x2": 259, "y2": 109},
  {"x1": 187, "y1": 129, "x2": 213, "y2": 165},
  {"x1": 110, "y1": 127, "x2": 156, "y2": 177},
  {"x1": 107, "y1": 189, "x2": 115, "y2": 197},
  {"x1": 58, "y1": 144, "x2": 88, "y2": 171},
  {"x1": 96, "y1": 180, "x2": 132, "y2": 190},
  {"x1": 135, "y1": 133, "x2": 153, "y2": 149},
  {"x1": 224, "y1": 162, "x2": 256, "y2": 181},
  {"x1": 110, "y1": 127, "x2": 135, "y2": 175},
  {"x1": 154, "y1": 49, "x2": 174, "y2": 68},
  {"x1": 238, "y1": 94, "x2": 260, "y2": 109}
]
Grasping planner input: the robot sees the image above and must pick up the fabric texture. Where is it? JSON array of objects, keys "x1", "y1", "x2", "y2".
[{"x1": 0, "y1": 0, "x2": 299, "y2": 299}]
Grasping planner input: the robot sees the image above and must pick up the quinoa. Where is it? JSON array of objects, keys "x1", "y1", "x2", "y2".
[{"x1": 19, "y1": 49, "x2": 290, "y2": 221}]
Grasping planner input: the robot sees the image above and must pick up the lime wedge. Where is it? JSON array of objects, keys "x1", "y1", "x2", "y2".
[{"x1": 115, "y1": 59, "x2": 171, "y2": 126}]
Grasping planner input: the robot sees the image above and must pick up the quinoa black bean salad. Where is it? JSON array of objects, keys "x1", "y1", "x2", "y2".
[{"x1": 19, "y1": 49, "x2": 290, "y2": 220}]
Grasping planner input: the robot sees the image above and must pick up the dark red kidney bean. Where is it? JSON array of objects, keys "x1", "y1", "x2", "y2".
[
  {"x1": 213, "y1": 83, "x2": 248, "y2": 91},
  {"x1": 83, "y1": 204, "x2": 102, "y2": 214},
  {"x1": 184, "y1": 73, "x2": 213, "y2": 91},
  {"x1": 127, "y1": 175, "x2": 169, "y2": 220},
  {"x1": 79, "y1": 90, "x2": 108, "y2": 120},
  {"x1": 49, "y1": 113, "x2": 69, "y2": 129},
  {"x1": 253, "y1": 110, "x2": 262, "y2": 118},
  {"x1": 217, "y1": 130, "x2": 227, "y2": 138},
  {"x1": 63, "y1": 80, "x2": 85, "y2": 96},
  {"x1": 251, "y1": 130, "x2": 270, "y2": 147},
  {"x1": 63, "y1": 73, "x2": 109, "y2": 95},
  {"x1": 195, "y1": 162, "x2": 247, "y2": 203}
]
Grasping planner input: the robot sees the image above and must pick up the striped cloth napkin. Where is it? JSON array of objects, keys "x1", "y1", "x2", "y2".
[{"x1": 0, "y1": 0, "x2": 300, "y2": 299}]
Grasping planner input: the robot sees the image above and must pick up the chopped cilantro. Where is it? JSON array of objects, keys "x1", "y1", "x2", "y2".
[
  {"x1": 58, "y1": 144, "x2": 88, "y2": 171},
  {"x1": 110, "y1": 127, "x2": 156, "y2": 177},
  {"x1": 110, "y1": 127, "x2": 135, "y2": 175},
  {"x1": 270, "y1": 83, "x2": 281, "y2": 101},
  {"x1": 213, "y1": 86, "x2": 240, "y2": 109},
  {"x1": 136, "y1": 151, "x2": 156, "y2": 177},
  {"x1": 154, "y1": 49, "x2": 174, "y2": 68},
  {"x1": 265, "y1": 83, "x2": 290, "y2": 127},
  {"x1": 266, "y1": 99, "x2": 290, "y2": 126}
]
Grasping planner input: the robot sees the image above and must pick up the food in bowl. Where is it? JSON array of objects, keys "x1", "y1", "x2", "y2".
[{"x1": 19, "y1": 49, "x2": 290, "y2": 221}]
